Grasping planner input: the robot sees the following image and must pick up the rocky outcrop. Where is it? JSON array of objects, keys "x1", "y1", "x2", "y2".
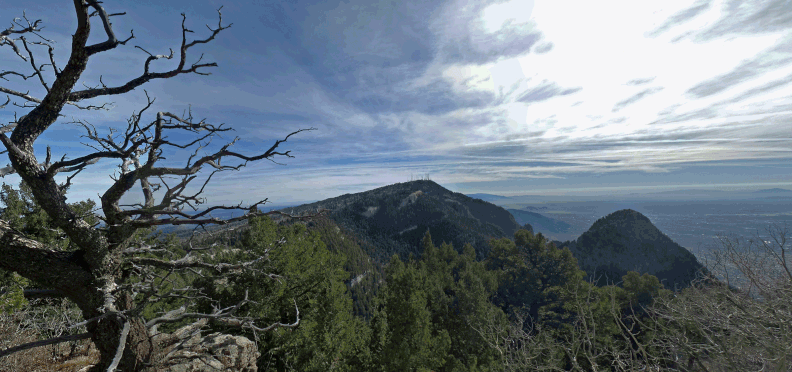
[
  {"x1": 72, "y1": 322, "x2": 260, "y2": 372},
  {"x1": 151, "y1": 320, "x2": 259, "y2": 372},
  {"x1": 399, "y1": 190, "x2": 424, "y2": 208}
]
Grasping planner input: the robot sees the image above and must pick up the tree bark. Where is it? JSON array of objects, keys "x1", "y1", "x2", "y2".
[
  {"x1": 80, "y1": 290, "x2": 157, "y2": 372},
  {"x1": 1, "y1": 2, "x2": 311, "y2": 369},
  {"x1": 0, "y1": 222, "x2": 151, "y2": 371},
  {"x1": 87, "y1": 314, "x2": 154, "y2": 371}
]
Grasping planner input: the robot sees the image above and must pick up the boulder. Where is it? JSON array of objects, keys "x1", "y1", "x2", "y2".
[
  {"x1": 71, "y1": 320, "x2": 259, "y2": 372},
  {"x1": 156, "y1": 332, "x2": 258, "y2": 372},
  {"x1": 151, "y1": 320, "x2": 259, "y2": 372}
]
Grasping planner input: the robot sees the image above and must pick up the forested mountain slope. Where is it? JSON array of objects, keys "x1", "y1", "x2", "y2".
[
  {"x1": 271, "y1": 182, "x2": 706, "y2": 294},
  {"x1": 272, "y1": 180, "x2": 522, "y2": 260},
  {"x1": 553, "y1": 209, "x2": 709, "y2": 290}
]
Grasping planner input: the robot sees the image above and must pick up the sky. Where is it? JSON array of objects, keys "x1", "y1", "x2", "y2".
[{"x1": 2, "y1": 0, "x2": 792, "y2": 210}]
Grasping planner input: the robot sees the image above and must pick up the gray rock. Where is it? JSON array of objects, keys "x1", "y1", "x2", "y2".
[{"x1": 152, "y1": 320, "x2": 259, "y2": 372}]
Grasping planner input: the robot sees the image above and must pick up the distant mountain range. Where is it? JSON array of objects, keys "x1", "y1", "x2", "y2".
[
  {"x1": 506, "y1": 208, "x2": 571, "y2": 234},
  {"x1": 264, "y1": 181, "x2": 707, "y2": 291},
  {"x1": 465, "y1": 193, "x2": 512, "y2": 202},
  {"x1": 161, "y1": 181, "x2": 714, "y2": 291},
  {"x1": 465, "y1": 188, "x2": 792, "y2": 203},
  {"x1": 753, "y1": 188, "x2": 792, "y2": 194},
  {"x1": 645, "y1": 189, "x2": 729, "y2": 195}
]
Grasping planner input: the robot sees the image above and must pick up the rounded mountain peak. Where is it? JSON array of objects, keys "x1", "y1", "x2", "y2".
[
  {"x1": 571, "y1": 208, "x2": 705, "y2": 289},
  {"x1": 590, "y1": 209, "x2": 651, "y2": 230},
  {"x1": 401, "y1": 179, "x2": 449, "y2": 194}
]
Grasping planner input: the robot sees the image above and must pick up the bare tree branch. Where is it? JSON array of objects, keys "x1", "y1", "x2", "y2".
[
  {"x1": 68, "y1": 6, "x2": 229, "y2": 103},
  {"x1": 0, "y1": 86, "x2": 40, "y2": 104},
  {"x1": 0, "y1": 332, "x2": 92, "y2": 359},
  {"x1": 125, "y1": 208, "x2": 330, "y2": 228},
  {"x1": 19, "y1": 36, "x2": 50, "y2": 93},
  {"x1": 0, "y1": 11, "x2": 47, "y2": 61},
  {"x1": 23, "y1": 288, "x2": 65, "y2": 299},
  {"x1": 0, "y1": 3, "x2": 320, "y2": 370},
  {"x1": 82, "y1": 0, "x2": 134, "y2": 56},
  {"x1": 129, "y1": 255, "x2": 263, "y2": 273},
  {"x1": 107, "y1": 320, "x2": 130, "y2": 372}
]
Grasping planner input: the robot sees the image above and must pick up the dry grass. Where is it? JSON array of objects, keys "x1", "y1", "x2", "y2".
[{"x1": 0, "y1": 308, "x2": 99, "y2": 372}]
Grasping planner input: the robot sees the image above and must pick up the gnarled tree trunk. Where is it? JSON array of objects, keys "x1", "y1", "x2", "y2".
[{"x1": 0, "y1": 1, "x2": 314, "y2": 368}]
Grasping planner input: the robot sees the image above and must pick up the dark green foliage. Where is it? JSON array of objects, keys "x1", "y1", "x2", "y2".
[
  {"x1": 620, "y1": 270, "x2": 670, "y2": 314},
  {"x1": 559, "y1": 209, "x2": 709, "y2": 291},
  {"x1": 272, "y1": 180, "x2": 522, "y2": 261},
  {"x1": 0, "y1": 268, "x2": 27, "y2": 313},
  {"x1": 194, "y1": 216, "x2": 370, "y2": 371},
  {"x1": 418, "y1": 237, "x2": 506, "y2": 370},
  {"x1": 486, "y1": 230, "x2": 585, "y2": 325},
  {"x1": 283, "y1": 215, "x2": 385, "y2": 319},
  {"x1": 370, "y1": 254, "x2": 451, "y2": 371},
  {"x1": 370, "y1": 230, "x2": 506, "y2": 371},
  {"x1": 0, "y1": 182, "x2": 98, "y2": 250}
]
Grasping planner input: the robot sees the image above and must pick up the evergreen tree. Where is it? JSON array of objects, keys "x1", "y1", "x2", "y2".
[
  {"x1": 371, "y1": 231, "x2": 507, "y2": 371},
  {"x1": 0, "y1": 182, "x2": 98, "y2": 249},
  {"x1": 419, "y1": 233, "x2": 505, "y2": 371},
  {"x1": 195, "y1": 216, "x2": 370, "y2": 371},
  {"x1": 370, "y1": 252, "x2": 450, "y2": 371},
  {"x1": 485, "y1": 230, "x2": 585, "y2": 326}
]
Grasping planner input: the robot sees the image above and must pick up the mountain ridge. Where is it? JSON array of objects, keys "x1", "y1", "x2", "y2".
[
  {"x1": 754, "y1": 188, "x2": 792, "y2": 194},
  {"x1": 506, "y1": 208, "x2": 571, "y2": 234},
  {"x1": 271, "y1": 182, "x2": 706, "y2": 291},
  {"x1": 465, "y1": 193, "x2": 512, "y2": 202},
  {"x1": 272, "y1": 180, "x2": 522, "y2": 260},
  {"x1": 168, "y1": 181, "x2": 718, "y2": 297},
  {"x1": 554, "y1": 209, "x2": 708, "y2": 290}
]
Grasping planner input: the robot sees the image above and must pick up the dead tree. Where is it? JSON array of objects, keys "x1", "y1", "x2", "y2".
[{"x1": 0, "y1": 1, "x2": 325, "y2": 370}]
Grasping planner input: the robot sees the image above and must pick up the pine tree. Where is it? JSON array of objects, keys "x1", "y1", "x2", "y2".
[{"x1": 194, "y1": 216, "x2": 371, "y2": 371}]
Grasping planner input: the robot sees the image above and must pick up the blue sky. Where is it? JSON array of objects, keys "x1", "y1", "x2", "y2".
[{"x1": 2, "y1": 0, "x2": 792, "y2": 208}]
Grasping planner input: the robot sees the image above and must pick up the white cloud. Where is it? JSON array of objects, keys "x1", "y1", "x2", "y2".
[
  {"x1": 3, "y1": 0, "x2": 792, "y2": 206},
  {"x1": 410, "y1": 0, "x2": 791, "y2": 167},
  {"x1": 480, "y1": 0, "x2": 535, "y2": 34}
]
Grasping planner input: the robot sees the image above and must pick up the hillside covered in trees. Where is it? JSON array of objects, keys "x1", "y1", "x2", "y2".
[
  {"x1": 271, "y1": 180, "x2": 523, "y2": 261},
  {"x1": 1, "y1": 2, "x2": 789, "y2": 370},
  {"x1": 553, "y1": 209, "x2": 710, "y2": 291},
  {"x1": 6, "y1": 179, "x2": 790, "y2": 371}
]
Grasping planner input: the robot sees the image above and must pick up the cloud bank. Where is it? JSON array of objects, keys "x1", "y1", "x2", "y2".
[{"x1": 1, "y1": 0, "x2": 790, "y2": 205}]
